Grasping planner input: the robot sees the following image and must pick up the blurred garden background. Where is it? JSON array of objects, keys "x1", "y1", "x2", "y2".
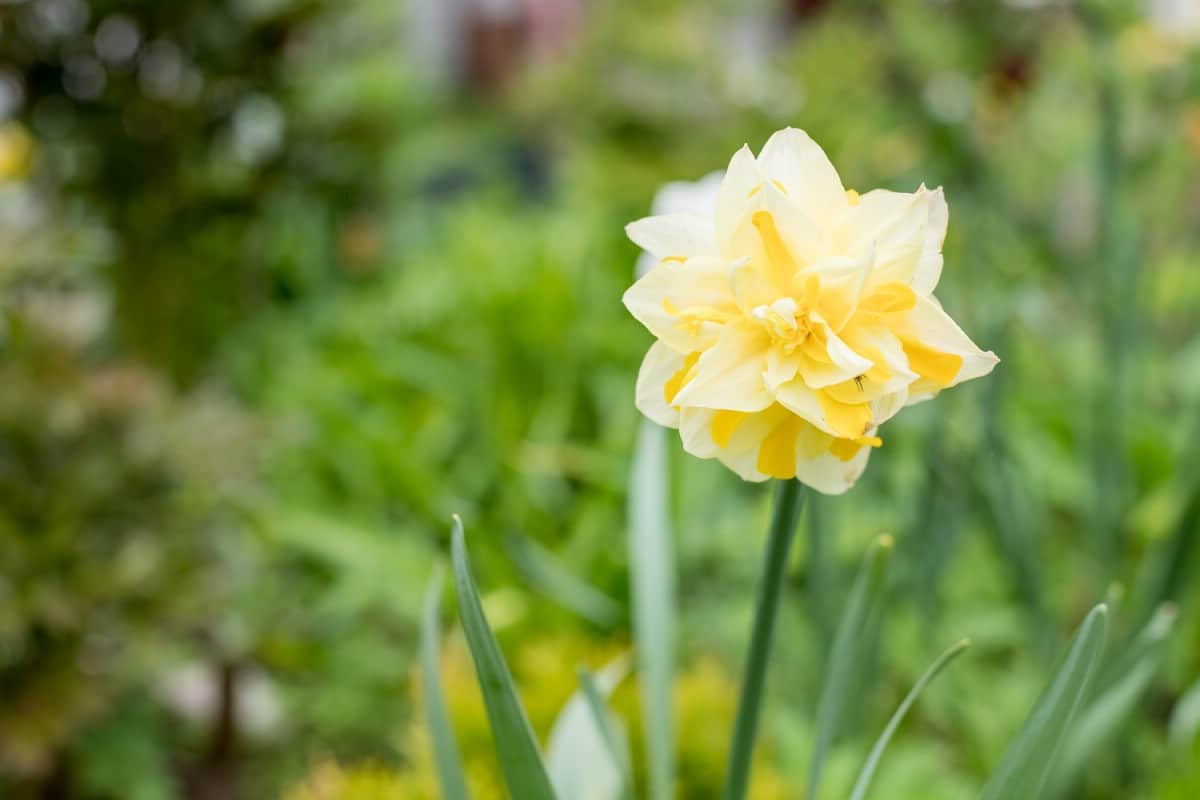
[{"x1": 2, "y1": 0, "x2": 1200, "y2": 797}]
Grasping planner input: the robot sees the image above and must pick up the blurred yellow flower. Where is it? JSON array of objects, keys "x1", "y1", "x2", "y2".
[
  {"x1": 0, "y1": 123, "x2": 34, "y2": 182},
  {"x1": 624, "y1": 128, "x2": 997, "y2": 493}
]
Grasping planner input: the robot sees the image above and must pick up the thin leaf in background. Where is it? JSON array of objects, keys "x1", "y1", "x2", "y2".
[
  {"x1": 806, "y1": 534, "x2": 893, "y2": 800},
  {"x1": 505, "y1": 533, "x2": 623, "y2": 628},
  {"x1": 1135, "y1": 479, "x2": 1200, "y2": 625},
  {"x1": 1047, "y1": 605, "x2": 1176, "y2": 798},
  {"x1": 979, "y1": 604, "x2": 1109, "y2": 800},
  {"x1": 545, "y1": 656, "x2": 633, "y2": 800},
  {"x1": 628, "y1": 419, "x2": 676, "y2": 800},
  {"x1": 421, "y1": 565, "x2": 471, "y2": 800},
  {"x1": 848, "y1": 638, "x2": 971, "y2": 800},
  {"x1": 451, "y1": 516, "x2": 558, "y2": 800}
]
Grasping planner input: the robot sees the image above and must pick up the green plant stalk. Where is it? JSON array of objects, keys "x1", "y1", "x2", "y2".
[{"x1": 721, "y1": 479, "x2": 807, "y2": 800}]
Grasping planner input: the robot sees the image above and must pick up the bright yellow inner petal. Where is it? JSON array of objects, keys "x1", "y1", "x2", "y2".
[
  {"x1": 663, "y1": 298, "x2": 734, "y2": 336},
  {"x1": 752, "y1": 210, "x2": 798, "y2": 288},
  {"x1": 710, "y1": 409, "x2": 746, "y2": 449},
  {"x1": 664, "y1": 351, "x2": 701, "y2": 405},
  {"x1": 824, "y1": 377, "x2": 870, "y2": 405},
  {"x1": 829, "y1": 434, "x2": 882, "y2": 462},
  {"x1": 865, "y1": 356, "x2": 893, "y2": 385},
  {"x1": 902, "y1": 340, "x2": 962, "y2": 387},
  {"x1": 859, "y1": 283, "x2": 917, "y2": 314},
  {"x1": 845, "y1": 188, "x2": 860, "y2": 206},
  {"x1": 817, "y1": 392, "x2": 873, "y2": 438},
  {"x1": 757, "y1": 415, "x2": 803, "y2": 479}
]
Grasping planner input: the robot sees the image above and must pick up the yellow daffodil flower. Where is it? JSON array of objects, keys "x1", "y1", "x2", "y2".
[{"x1": 624, "y1": 128, "x2": 998, "y2": 493}]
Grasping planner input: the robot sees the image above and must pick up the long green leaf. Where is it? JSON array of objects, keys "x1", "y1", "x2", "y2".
[
  {"x1": 628, "y1": 419, "x2": 676, "y2": 800},
  {"x1": 451, "y1": 516, "x2": 558, "y2": 800},
  {"x1": 421, "y1": 565, "x2": 471, "y2": 800},
  {"x1": 807, "y1": 534, "x2": 893, "y2": 800},
  {"x1": 1047, "y1": 605, "x2": 1175, "y2": 798},
  {"x1": 979, "y1": 604, "x2": 1110, "y2": 800},
  {"x1": 848, "y1": 639, "x2": 970, "y2": 800}
]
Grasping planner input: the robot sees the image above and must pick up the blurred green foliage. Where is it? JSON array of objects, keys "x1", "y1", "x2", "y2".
[{"x1": 2, "y1": 0, "x2": 1200, "y2": 797}]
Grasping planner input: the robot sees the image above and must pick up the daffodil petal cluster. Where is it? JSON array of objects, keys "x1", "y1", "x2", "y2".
[{"x1": 623, "y1": 128, "x2": 998, "y2": 493}]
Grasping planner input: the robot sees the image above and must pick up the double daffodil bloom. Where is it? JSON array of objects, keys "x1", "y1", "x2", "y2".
[{"x1": 624, "y1": 128, "x2": 998, "y2": 493}]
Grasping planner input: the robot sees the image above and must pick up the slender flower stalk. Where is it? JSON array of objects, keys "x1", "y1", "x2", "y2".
[{"x1": 721, "y1": 479, "x2": 807, "y2": 800}]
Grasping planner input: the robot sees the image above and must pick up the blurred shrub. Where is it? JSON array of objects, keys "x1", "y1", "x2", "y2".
[
  {"x1": 0, "y1": 169, "x2": 255, "y2": 795},
  {"x1": 284, "y1": 632, "x2": 789, "y2": 800}
]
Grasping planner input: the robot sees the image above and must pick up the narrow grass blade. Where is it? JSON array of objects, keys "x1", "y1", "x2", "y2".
[
  {"x1": 451, "y1": 516, "x2": 558, "y2": 800},
  {"x1": 506, "y1": 533, "x2": 622, "y2": 627},
  {"x1": 978, "y1": 604, "x2": 1109, "y2": 800},
  {"x1": 849, "y1": 639, "x2": 970, "y2": 800},
  {"x1": 578, "y1": 666, "x2": 634, "y2": 800},
  {"x1": 422, "y1": 565, "x2": 471, "y2": 800},
  {"x1": 1136, "y1": 480, "x2": 1200, "y2": 622},
  {"x1": 807, "y1": 534, "x2": 894, "y2": 800},
  {"x1": 628, "y1": 419, "x2": 675, "y2": 800},
  {"x1": 546, "y1": 656, "x2": 632, "y2": 800},
  {"x1": 1047, "y1": 605, "x2": 1175, "y2": 798}
]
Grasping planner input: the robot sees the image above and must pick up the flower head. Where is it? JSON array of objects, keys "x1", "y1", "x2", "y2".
[{"x1": 624, "y1": 128, "x2": 998, "y2": 493}]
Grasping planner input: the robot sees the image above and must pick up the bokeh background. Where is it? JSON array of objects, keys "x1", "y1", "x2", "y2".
[{"x1": 2, "y1": 0, "x2": 1200, "y2": 797}]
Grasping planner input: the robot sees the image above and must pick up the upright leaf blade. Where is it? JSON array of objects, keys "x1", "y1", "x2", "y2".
[
  {"x1": 628, "y1": 419, "x2": 676, "y2": 800},
  {"x1": 979, "y1": 604, "x2": 1110, "y2": 800},
  {"x1": 807, "y1": 535, "x2": 893, "y2": 800},
  {"x1": 421, "y1": 566, "x2": 471, "y2": 800},
  {"x1": 848, "y1": 639, "x2": 970, "y2": 800},
  {"x1": 1047, "y1": 605, "x2": 1175, "y2": 798},
  {"x1": 451, "y1": 517, "x2": 558, "y2": 800}
]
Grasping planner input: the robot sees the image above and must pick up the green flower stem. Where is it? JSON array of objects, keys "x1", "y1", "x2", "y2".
[{"x1": 721, "y1": 479, "x2": 807, "y2": 800}]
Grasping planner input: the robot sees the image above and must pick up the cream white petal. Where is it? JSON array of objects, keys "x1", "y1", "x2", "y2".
[
  {"x1": 843, "y1": 186, "x2": 945, "y2": 293},
  {"x1": 757, "y1": 127, "x2": 847, "y2": 227},
  {"x1": 635, "y1": 340, "x2": 687, "y2": 428},
  {"x1": 905, "y1": 295, "x2": 999, "y2": 386},
  {"x1": 622, "y1": 256, "x2": 736, "y2": 353},
  {"x1": 716, "y1": 145, "x2": 762, "y2": 257},
  {"x1": 772, "y1": 379, "x2": 838, "y2": 436},
  {"x1": 679, "y1": 407, "x2": 766, "y2": 481},
  {"x1": 671, "y1": 324, "x2": 773, "y2": 412},
  {"x1": 625, "y1": 213, "x2": 718, "y2": 260},
  {"x1": 728, "y1": 255, "x2": 777, "y2": 313},
  {"x1": 793, "y1": 444, "x2": 873, "y2": 495},
  {"x1": 797, "y1": 324, "x2": 874, "y2": 389},
  {"x1": 870, "y1": 389, "x2": 909, "y2": 426},
  {"x1": 764, "y1": 347, "x2": 802, "y2": 390},
  {"x1": 842, "y1": 325, "x2": 918, "y2": 393},
  {"x1": 912, "y1": 187, "x2": 947, "y2": 295}
]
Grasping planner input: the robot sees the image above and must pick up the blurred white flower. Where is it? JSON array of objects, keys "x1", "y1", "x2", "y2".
[
  {"x1": 1148, "y1": 0, "x2": 1200, "y2": 43},
  {"x1": 624, "y1": 128, "x2": 997, "y2": 493},
  {"x1": 158, "y1": 663, "x2": 283, "y2": 740},
  {"x1": 635, "y1": 171, "x2": 723, "y2": 278}
]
